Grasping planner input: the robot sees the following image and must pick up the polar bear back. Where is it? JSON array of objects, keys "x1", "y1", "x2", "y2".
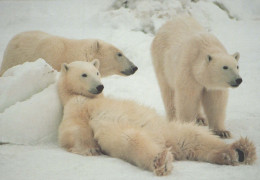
[
  {"x1": 152, "y1": 16, "x2": 206, "y2": 64},
  {"x1": 1, "y1": 31, "x2": 138, "y2": 77}
]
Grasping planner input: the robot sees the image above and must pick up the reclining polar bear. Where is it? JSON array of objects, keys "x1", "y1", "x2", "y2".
[{"x1": 57, "y1": 60, "x2": 256, "y2": 176}]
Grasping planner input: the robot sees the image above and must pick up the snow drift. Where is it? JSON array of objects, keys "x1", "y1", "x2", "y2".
[{"x1": 0, "y1": 59, "x2": 62, "y2": 144}]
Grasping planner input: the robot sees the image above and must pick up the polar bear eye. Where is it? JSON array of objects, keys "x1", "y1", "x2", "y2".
[
  {"x1": 82, "y1": 73, "x2": 87, "y2": 77},
  {"x1": 223, "y1": 66, "x2": 228, "y2": 70},
  {"x1": 97, "y1": 72, "x2": 99, "y2": 76},
  {"x1": 237, "y1": 66, "x2": 239, "y2": 69},
  {"x1": 117, "y1": 53, "x2": 122, "y2": 57},
  {"x1": 207, "y1": 55, "x2": 212, "y2": 62}
]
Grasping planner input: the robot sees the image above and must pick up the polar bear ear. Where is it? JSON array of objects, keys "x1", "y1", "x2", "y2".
[
  {"x1": 206, "y1": 55, "x2": 213, "y2": 62},
  {"x1": 93, "y1": 40, "x2": 100, "y2": 52},
  {"x1": 232, "y1": 52, "x2": 240, "y2": 61},
  {"x1": 61, "y1": 63, "x2": 69, "y2": 73},
  {"x1": 91, "y1": 59, "x2": 100, "y2": 69}
]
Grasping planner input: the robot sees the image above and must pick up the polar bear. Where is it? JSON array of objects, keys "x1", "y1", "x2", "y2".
[
  {"x1": 151, "y1": 16, "x2": 242, "y2": 138},
  {"x1": 0, "y1": 31, "x2": 138, "y2": 77},
  {"x1": 58, "y1": 60, "x2": 256, "y2": 176}
]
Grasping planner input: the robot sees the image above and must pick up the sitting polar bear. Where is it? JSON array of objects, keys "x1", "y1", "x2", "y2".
[
  {"x1": 58, "y1": 60, "x2": 256, "y2": 176},
  {"x1": 0, "y1": 31, "x2": 138, "y2": 77},
  {"x1": 151, "y1": 16, "x2": 242, "y2": 138}
]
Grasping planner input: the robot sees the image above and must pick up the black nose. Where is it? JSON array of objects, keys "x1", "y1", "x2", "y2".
[
  {"x1": 132, "y1": 66, "x2": 138, "y2": 73},
  {"x1": 236, "y1": 78, "x2": 242, "y2": 85},
  {"x1": 96, "y1": 85, "x2": 104, "y2": 92}
]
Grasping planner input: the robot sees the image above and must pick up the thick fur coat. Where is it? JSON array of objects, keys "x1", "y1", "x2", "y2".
[
  {"x1": 151, "y1": 16, "x2": 242, "y2": 138},
  {"x1": 0, "y1": 31, "x2": 138, "y2": 76},
  {"x1": 58, "y1": 61, "x2": 256, "y2": 176}
]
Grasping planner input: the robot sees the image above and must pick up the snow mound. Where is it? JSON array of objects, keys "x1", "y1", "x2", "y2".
[
  {"x1": 97, "y1": 0, "x2": 236, "y2": 35},
  {"x1": 98, "y1": 0, "x2": 260, "y2": 36},
  {"x1": 0, "y1": 60, "x2": 62, "y2": 144},
  {"x1": 212, "y1": 0, "x2": 260, "y2": 20},
  {"x1": 0, "y1": 59, "x2": 57, "y2": 113},
  {"x1": 99, "y1": 0, "x2": 185, "y2": 34}
]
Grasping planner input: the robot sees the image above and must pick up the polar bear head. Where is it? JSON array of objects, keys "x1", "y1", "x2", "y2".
[
  {"x1": 60, "y1": 59, "x2": 104, "y2": 98},
  {"x1": 194, "y1": 51, "x2": 242, "y2": 89},
  {"x1": 192, "y1": 35, "x2": 242, "y2": 90},
  {"x1": 89, "y1": 40, "x2": 138, "y2": 77}
]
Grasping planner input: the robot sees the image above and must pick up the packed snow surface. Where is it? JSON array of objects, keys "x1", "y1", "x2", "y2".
[{"x1": 0, "y1": 0, "x2": 260, "y2": 179}]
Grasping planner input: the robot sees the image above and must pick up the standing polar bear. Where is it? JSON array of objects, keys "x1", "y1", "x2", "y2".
[
  {"x1": 151, "y1": 16, "x2": 242, "y2": 138},
  {"x1": 58, "y1": 60, "x2": 256, "y2": 176},
  {"x1": 0, "y1": 31, "x2": 138, "y2": 77}
]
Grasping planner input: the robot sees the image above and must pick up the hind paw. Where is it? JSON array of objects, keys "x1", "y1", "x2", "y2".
[
  {"x1": 231, "y1": 137, "x2": 257, "y2": 165},
  {"x1": 214, "y1": 148, "x2": 239, "y2": 165},
  {"x1": 196, "y1": 117, "x2": 208, "y2": 126},
  {"x1": 214, "y1": 130, "x2": 231, "y2": 139},
  {"x1": 69, "y1": 147, "x2": 102, "y2": 156},
  {"x1": 153, "y1": 149, "x2": 173, "y2": 176}
]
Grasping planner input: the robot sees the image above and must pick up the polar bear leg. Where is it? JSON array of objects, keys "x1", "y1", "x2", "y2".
[
  {"x1": 155, "y1": 70, "x2": 176, "y2": 121},
  {"x1": 164, "y1": 123, "x2": 256, "y2": 165},
  {"x1": 58, "y1": 117, "x2": 101, "y2": 156},
  {"x1": 91, "y1": 121, "x2": 173, "y2": 176},
  {"x1": 205, "y1": 137, "x2": 256, "y2": 165},
  {"x1": 175, "y1": 86, "x2": 202, "y2": 123},
  {"x1": 165, "y1": 122, "x2": 227, "y2": 161},
  {"x1": 202, "y1": 89, "x2": 230, "y2": 138},
  {"x1": 196, "y1": 104, "x2": 208, "y2": 126}
]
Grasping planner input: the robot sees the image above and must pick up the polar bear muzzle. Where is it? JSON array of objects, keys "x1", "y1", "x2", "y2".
[
  {"x1": 116, "y1": 54, "x2": 138, "y2": 76},
  {"x1": 89, "y1": 84, "x2": 104, "y2": 94},
  {"x1": 229, "y1": 78, "x2": 243, "y2": 87},
  {"x1": 121, "y1": 66, "x2": 138, "y2": 75}
]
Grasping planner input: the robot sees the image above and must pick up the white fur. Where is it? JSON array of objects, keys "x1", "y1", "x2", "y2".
[
  {"x1": 58, "y1": 61, "x2": 256, "y2": 176},
  {"x1": 0, "y1": 31, "x2": 137, "y2": 77},
  {"x1": 151, "y1": 16, "x2": 242, "y2": 137}
]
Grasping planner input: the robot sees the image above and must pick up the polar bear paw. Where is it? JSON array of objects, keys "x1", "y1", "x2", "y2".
[
  {"x1": 215, "y1": 148, "x2": 239, "y2": 166},
  {"x1": 214, "y1": 137, "x2": 256, "y2": 166},
  {"x1": 196, "y1": 117, "x2": 208, "y2": 126},
  {"x1": 69, "y1": 147, "x2": 102, "y2": 156},
  {"x1": 214, "y1": 130, "x2": 231, "y2": 138},
  {"x1": 153, "y1": 149, "x2": 173, "y2": 176},
  {"x1": 231, "y1": 137, "x2": 257, "y2": 165}
]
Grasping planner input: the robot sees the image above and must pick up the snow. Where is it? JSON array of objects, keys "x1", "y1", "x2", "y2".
[
  {"x1": 0, "y1": 59, "x2": 57, "y2": 113},
  {"x1": 0, "y1": 82, "x2": 62, "y2": 144},
  {"x1": 0, "y1": 0, "x2": 260, "y2": 179}
]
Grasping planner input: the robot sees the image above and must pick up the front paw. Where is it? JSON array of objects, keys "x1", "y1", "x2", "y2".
[
  {"x1": 213, "y1": 130, "x2": 231, "y2": 139},
  {"x1": 84, "y1": 147, "x2": 102, "y2": 156},
  {"x1": 153, "y1": 149, "x2": 173, "y2": 176},
  {"x1": 196, "y1": 117, "x2": 208, "y2": 126},
  {"x1": 69, "y1": 147, "x2": 102, "y2": 156}
]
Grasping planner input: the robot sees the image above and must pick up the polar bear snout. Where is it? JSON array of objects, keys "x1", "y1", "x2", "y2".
[
  {"x1": 89, "y1": 84, "x2": 104, "y2": 94},
  {"x1": 121, "y1": 66, "x2": 138, "y2": 76},
  {"x1": 96, "y1": 84, "x2": 104, "y2": 93},
  {"x1": 230, "y1": 78, "x2": 243, "y2": 87},
  {"x1": 132, "y1": 66, "x2": 138, "y2": 73},
  {"x1": 236, "y1": 78, "x2": 242, "y2": 85}
]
